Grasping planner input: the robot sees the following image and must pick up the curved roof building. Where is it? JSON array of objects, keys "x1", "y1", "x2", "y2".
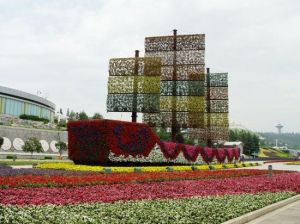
[{"x1": 0, "y1": 86, "x2": 55, "y2": 122}]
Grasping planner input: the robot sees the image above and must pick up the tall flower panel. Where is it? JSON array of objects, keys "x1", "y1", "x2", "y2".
[
  {"x1": 143, "y1": 32, "x2": 206, "y2": 130},
  {"x1": 107, "y1": 57, "x2": 161, "y2": 114},
  {"x1": 68, "y1": 120, "x2": 159, "y2": 164},
  {"x1": 189, "y1": 73, "x2": 229, "y2": 142}
]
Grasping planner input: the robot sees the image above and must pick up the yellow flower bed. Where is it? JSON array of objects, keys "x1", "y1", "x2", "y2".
[
  {"x1": 36, "y1": 162, "x2": 258, "y2": 173},
  {"x1": 286, "y1": 161, "x2": 300, "y2": 165}
]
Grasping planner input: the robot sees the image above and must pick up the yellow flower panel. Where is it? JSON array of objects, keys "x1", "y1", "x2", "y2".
[{"x1": 160, "y1": 96, "x2": 204, "y2": 112}]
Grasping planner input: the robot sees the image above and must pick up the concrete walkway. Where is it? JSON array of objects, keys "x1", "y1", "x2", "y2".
[
  {"x1": 242, "y1": 161, "x2": 300, "y2": 172},
  {"x1": 241, "y1": 161, "x2": 300, "y2": 224},
  {"x1": 11, "y1": 165, "x2": 33, "y2": 169},
  {"x1": 246, "y1": 199, "x2": 300, "y2": 224}
]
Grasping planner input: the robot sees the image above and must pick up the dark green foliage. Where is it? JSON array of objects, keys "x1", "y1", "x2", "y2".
[
  {"x1": 78, "y1": 111, "x2": 88, "y2": 120},
  {"x1": 44, "y1": 156, "x2": 53, "y2": 160},
  {"x1": 19, "y1": 114, "x2": 49, "y2": 123},
  {"x1": 92, "y1": 113, "x2": 103, "y2": 120},
  {"x1": 259, "y1": 132, "x2": 300, "y2": 149},
  {"x1": 229, "y1": 129, "x2": 260, "y2": 156},
  {"x1": 0, "y1": 136, "x2": 3, "y2": 148},
  {"x1": 154, "y1": 128, "x2": 171, "y2": 141},
  {"x1": 55, "y1": 141, "x2": 67, "y2": 157},
  {"x1": 68, "y1": 110, "x2": 76, "y2": 121}
]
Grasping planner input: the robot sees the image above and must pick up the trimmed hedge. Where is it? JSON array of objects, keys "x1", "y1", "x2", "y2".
[{"x1": 19, "y1": 114, "x2": 49, "y2": 123}]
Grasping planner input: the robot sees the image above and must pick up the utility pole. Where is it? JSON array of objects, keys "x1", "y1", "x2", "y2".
[
  {"x1": 131, "y1": 50, "x2": 139, "y2": 122},
  {"x1": 206, "y1": 67, "x2": 212, "y2": 147},
  {"x1": 171, "y1": 29, "x2": 178, "y2": 142}
]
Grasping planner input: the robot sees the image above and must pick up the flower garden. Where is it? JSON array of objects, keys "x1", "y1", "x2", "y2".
[
  {"x1": 1, "y1": 120, "x2": 300, "y2": 223},
  {"x1": 1, "y1": 163, "x2": 300, "y2": 223}
]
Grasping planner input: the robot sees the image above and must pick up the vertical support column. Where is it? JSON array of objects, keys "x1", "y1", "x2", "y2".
[
  {"x1": 171, "y1": 29, "x2": 178, "y2": 142},
  {"x1": 0, "y1": 97, "x2": 2, "y2": 114},
  {"x1": 206, "y1": 67, "x2": 212, "y2": 147},
  {"x1": 131, "y1": 50, "x2": 139, "y2": 122}
]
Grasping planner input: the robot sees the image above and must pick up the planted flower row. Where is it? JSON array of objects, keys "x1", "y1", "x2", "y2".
[
  {"x1": 0, "y1": 168, "x2": 92, "y2": 176},
  {"x1": 0, "y1": 169, "x2": 287, "y2": 188},
  {"x1": 35, "y1": 162, "x2": 259, "y2": 173},
  {"x1": 1, "y1": 172, "x2": 299, "y2": 205},
  {"x1": 0, "y1": 192, "x2": 295, "y2": 224}
]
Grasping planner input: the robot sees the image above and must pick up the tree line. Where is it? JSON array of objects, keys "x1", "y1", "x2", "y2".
[{"x1": 229, "y1": 129, "x2": 260, "y2": 156}]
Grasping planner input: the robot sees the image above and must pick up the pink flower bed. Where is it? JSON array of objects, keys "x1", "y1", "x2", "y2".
[{"x1": 1, "y1": 172, "x2": 299, "y2": 206}]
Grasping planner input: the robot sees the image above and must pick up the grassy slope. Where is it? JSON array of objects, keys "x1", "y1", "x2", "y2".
[{"x1": 258, "y1": 148, "x2": 290, "y2": 158}]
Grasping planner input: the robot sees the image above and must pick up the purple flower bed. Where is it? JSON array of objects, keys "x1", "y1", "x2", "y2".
[
  {"x1": 0, "y1": 164, "x2": 11, "y2": 169},
  {"x1": 0, "y1": 168, "x2": 92, "y2": 176}
]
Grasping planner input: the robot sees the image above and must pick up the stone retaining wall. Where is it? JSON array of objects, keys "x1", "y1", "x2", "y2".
[{"x1": 0, "y1": 126, "x2": 67, "y2": 155}]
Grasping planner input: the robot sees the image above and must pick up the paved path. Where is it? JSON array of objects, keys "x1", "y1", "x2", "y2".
[
  {"x1": 11, "y1": 165, "x2": 33, "y2": 169},
  {"x1": 242, "y1": 161, "x2": 300, "y2": 224},
  {"x1": 242, "y1": 161, "x2": 300, "y2": 172},
  {"x1": 246, "y1": 199, "x2": 300, "y2": 224}
]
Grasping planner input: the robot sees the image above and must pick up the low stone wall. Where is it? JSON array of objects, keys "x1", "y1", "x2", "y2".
[{"x1": 0, "y1": 126, "x2": 67, "y2": 156}]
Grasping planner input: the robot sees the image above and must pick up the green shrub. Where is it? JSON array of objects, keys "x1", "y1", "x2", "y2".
[
  {"x1": 22, "y1": 137, "x2": 43, "y2": 158},
  {"x1": 103, "y1": 167, "x2": 112, "y2": 173},
  {"x1": 6, "y1": 155, "x2": 14, "y2": 159},
  {"x1": 44, "y1": 156, "x2": 53, "y2": 160},
  {"x1": 134, "y1": 167, "x2": 142, "y2": 173},
  {"x1": 191, "y1": 165, "x2": 198, "y2": 171},
  {"x1": 19, "y1": 114, "x2": 49, "y2": 123},
  {"x1": 166, "y1": 166, "x2": 173, "y2": 172}
]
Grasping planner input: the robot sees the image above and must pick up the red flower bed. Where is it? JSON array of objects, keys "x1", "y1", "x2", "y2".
[
  {"x1": 1, "y1": 172, "x2": 299, "y2": 205},
  {"x1": 182, "y1": 145, "x2": 200, "y2": 162},
  {"x1": 159, "y1": 142, "x2": 182, "y2": 159},
  {"x1": 215, "y1": 148, "x2": 226, "y2": 163},
  {"x1": 226, "y1": 148, "x2": 235, "y2": 162},
  {"x1": 68, "y1": 120, "x2": 159, "y2": 163},
  {"x1": 200, "y1": 147, "x2": 215, "y2": 163},
  {"x1": 158, "y1": 142, "x2": 240, "y2": 163},
  {"x1": 233, "y1": 148, "x2": 240, "y2": 160},
  {"x1": 0, "y1": 169, "x2": 286, "y2": 188}
]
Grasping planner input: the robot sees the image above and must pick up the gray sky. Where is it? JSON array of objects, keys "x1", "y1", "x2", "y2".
[{"x1": 1, "y1": 0, "x2": 299, "y2": 132}]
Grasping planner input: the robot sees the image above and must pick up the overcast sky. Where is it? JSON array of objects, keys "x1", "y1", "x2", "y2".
[{"x1": 1, "y1": 0, "x2": 299, "y2": 132}]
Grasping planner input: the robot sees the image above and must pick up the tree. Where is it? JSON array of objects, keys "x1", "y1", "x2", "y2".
[
  {"x1": 66, "y1": 108, "x2": 70, "y2": 117},
  {"x1": 78, "y1": 111, "x2": 88, "y2": 120},
  {"x1": 92, "y1": 113, "x2": 103, "y2": 120},
  {"x1": 55, "y1": 141, "x2": 67, "y2": 157},
  {"x1": 68, "y1": 110, "x2": 76, "y2": 121},
  {"x1": 154, "y1": 128, "x2": 170, "y2": 141},
  {"x1": 59, "y1": 108, "x2": 63, "y2": 115},
  {"x1": 22, "y1": 137, "x2": 43, "y2": 158},
  {"x1": 0, "y1": 137, "x2": 3, "y2": 148},
  {"x1": 229, "y1": 129, "x2": 260, "y2": 156}
]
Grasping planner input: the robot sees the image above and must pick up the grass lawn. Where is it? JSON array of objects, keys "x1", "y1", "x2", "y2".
[
  {"x1": 259, "y1": 148, "x2": 290, "y2": 158},
  {"x1": 0, "y1": 159, "x2": 72, "y2": 166}
]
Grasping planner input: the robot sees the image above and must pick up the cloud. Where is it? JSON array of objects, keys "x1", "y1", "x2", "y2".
[{"x1": 0, "y1": 0, "x2": 299, "y2": 132}]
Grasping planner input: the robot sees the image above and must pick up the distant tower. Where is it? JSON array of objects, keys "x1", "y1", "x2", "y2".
[{"x1": 276, "y1": 123, "x2": 283, "y2": 134}]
